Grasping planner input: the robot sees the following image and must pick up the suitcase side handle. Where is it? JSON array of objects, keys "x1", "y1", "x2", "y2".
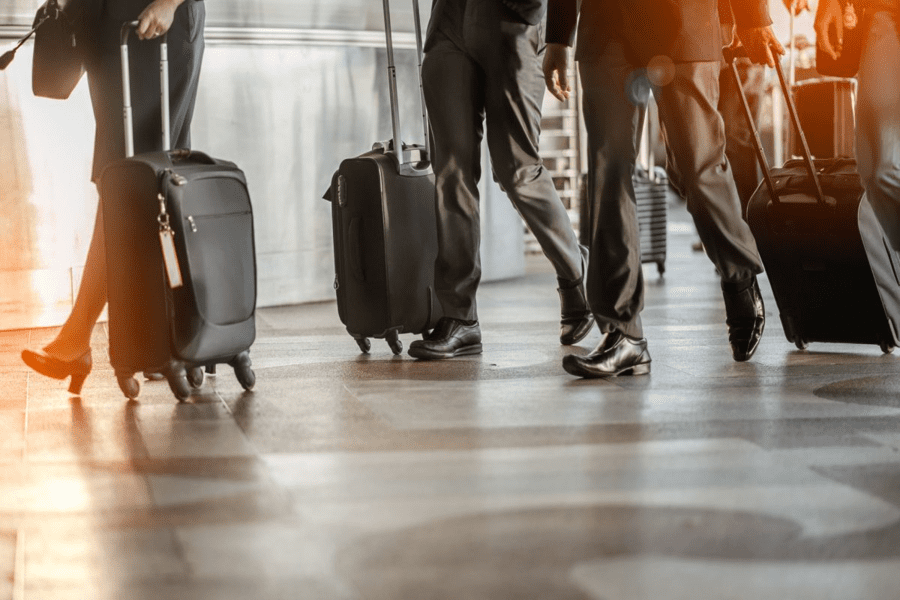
[
  {"x1": 120, "y1": 21, "x2": 170, "y2": 158},
  {"x1": 724, "y1": 45, "x2": 835, "y2": 209}
]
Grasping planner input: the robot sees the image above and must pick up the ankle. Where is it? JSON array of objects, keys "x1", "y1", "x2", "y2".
[
  {"x1": 721, "y1": 276, "x2": 755, "y2": 295},
  {"x1": 557, "y1": 273, "x2": 583, "y2": 290}
]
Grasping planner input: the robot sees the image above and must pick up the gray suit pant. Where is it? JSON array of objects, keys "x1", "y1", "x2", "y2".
[
  {"x1": 421, "y1": 26, "x2": 583, "y2": 322},
  {"x1": 857, "y1": 10, "x2": 900, "y2": 253},
  {"x1": 579, "y1": 41, "x2": 763, "y2": 339}
]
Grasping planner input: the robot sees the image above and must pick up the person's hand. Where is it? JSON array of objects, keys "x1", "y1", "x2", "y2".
[
  {"x1": 735, "y1": 25, "x2": 785, "y2": 67},
  {"x1": 543, "y1": 43, "x2": 571, "y2": 102},
  {"x1": 815, "y1": 0, "x2": 844, "y2": 60},
  {"x1": 136, "y1": 0, "x2": 184, "y2": 41},
  {"x1": 782, "y1": 0, "x2": 810, "y2": 16}
]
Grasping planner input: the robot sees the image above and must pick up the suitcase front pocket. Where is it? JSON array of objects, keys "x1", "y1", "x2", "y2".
[{"x1": 178, "y1": 210, "x2": 256, "y2": 327}]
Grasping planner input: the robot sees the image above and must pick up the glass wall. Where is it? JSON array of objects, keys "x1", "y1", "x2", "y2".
[{"x1": 0, "y1": 0, "x2": 525, "y2": 330}]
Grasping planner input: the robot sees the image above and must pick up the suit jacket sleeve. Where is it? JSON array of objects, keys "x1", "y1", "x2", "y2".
[
  {"x1": 729, "y1": 0, "x2": 772, "y2": 29},
  {"x1": 545, "y1": 0, "x2": 578, "y2": 46}
]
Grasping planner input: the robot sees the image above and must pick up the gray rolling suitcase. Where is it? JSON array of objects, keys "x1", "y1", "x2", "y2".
[
  {"x1": 633, "y1": 167, "x2": 668, "y2": 275},
  {"x1": 101, "y1": 22, "x2": 257, "y2": 400},
  {"x1": 324, "y1": 0, "x2": 441, "y2": 355}
]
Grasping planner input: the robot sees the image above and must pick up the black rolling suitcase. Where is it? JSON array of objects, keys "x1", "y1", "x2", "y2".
[
  {"x1": 728, "y1": 47, "x2": 900, "y2": 354},
  {"x1": 324, "y1": 0, "x2": 440, "y2": 355},
  {"x1": 101, "y1": 22, "x2": 257, "y2": 400}
]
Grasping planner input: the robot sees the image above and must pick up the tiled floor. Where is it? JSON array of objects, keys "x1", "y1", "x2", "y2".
[{"x1": 3, "y1": 202, "x2": 900, "y2": 599}]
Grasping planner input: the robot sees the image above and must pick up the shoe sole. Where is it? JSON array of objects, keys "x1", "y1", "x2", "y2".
[
  {"x1": 408, "y1": 344, "x2": 483, "y2": 360},
  {"x1": 563, "y1": 359, "x2": 651, "y2": 378}
]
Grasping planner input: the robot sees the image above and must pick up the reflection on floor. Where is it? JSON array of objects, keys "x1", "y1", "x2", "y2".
[{"x1": 2, "y1": 203, "x2": 900, "y2": 600}]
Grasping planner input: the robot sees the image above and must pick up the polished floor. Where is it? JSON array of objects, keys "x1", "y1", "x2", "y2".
[{"x1": 3, "y1": 202, "x2": 900, "y2": 600}]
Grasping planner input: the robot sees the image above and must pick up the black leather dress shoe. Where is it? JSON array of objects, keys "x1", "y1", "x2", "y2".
[
  {"x1": 408, "y1": 317, "x2": 482, "y2": 360},
  {"x1": 562, "y1": 330, "x2": 651, "y2": 378},
  {"x1": 722, "y1": 276, "x2": 765, "y2": 362}
]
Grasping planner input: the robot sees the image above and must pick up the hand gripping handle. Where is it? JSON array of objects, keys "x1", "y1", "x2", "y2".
[{"x1": 723, "y1": 45, "x2": 832, "y2": 207}]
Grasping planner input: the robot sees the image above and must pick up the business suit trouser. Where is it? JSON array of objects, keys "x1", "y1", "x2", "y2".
[
  {"x1": 857, "y1": 10, "x2": 900, "y2": 253},
  {"x1": 421, "y1": 24, "x2": 583, "y2": 322},
  {"x1": 579, "y1": 41, "x2": 763, "y2": 339}
]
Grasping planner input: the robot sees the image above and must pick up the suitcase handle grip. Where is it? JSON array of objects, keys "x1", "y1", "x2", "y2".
[
  {"x1": 169, "y1": 149, "x2": 218, "y2": 166},
  {"x1": 725, "y1": 44, "x2": 834, "y2": 209},
  {"x1": 120, "y1": 21, "x2": 170, "y2": 158}
]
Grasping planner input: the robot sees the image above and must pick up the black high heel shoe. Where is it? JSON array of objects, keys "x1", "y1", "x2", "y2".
[{"x1": 21, "y1": 349, "x2": 92, "y2": 395}]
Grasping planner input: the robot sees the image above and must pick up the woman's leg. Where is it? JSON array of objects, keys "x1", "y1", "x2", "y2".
[{"x1": 42, "y1": 195, "x2": 107, "y2": 361}]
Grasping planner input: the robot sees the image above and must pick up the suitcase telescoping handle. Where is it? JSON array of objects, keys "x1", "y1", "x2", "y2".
[
  {"x1": 723, "y1": 45, "x2": 834, "y2": 208},
  {"x1": 119, "y1": 21, "x2": 170, "y2": 158},
  {"x1": 382, "y1": 0, "x2": 429, "y2": 167}
]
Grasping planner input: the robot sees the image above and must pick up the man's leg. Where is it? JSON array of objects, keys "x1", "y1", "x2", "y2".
[
  {"x1": 577, "y1": 44, "x2": 645, "y2": 340},
  {"x1": 652, "y1": 61, "x2": 766, "y2": 361},
  {"x1": 856, "y1": 10, "x2": 900, "y2": 251},
  {"x1": 408, "y1": 34, "x2": 485, "y2": 359},
  {"x1": 561, "y1": 43, "x2": 651, "y2": 378},
  {"x1": 476, "y1": 20, "x2": 593, "y2": 344},
  {"x1": 421, "y1": 34, "x2": 486, "y2": 322}
]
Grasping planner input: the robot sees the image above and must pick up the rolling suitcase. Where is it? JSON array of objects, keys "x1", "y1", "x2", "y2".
[
  {"x1": 728, "y1": 47, "x2": 900, "y2": 354},
  {"x1": 324, "y1": 0, "x2": 440, "y2": 355},
  {"x1": 633, "y1": 167, "x2": 668, "y2": 276},
  {"x1": 101, "y1": 22, "x2": 257, "y2": 400}
]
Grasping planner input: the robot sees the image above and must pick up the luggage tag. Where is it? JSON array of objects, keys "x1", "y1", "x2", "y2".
[{"x1": 157, "y1": 193, "x2": 183, "y2": 289}]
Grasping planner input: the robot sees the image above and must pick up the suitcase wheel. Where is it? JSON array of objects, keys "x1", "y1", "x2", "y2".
[
  {"x1": 163, "y1": 362, "x2": 191, "y2": 402},
  {"x1": 794, "y1": 338, "x2": 809, "y2": 350},
  {"x1": 880, "y1": 341, "x2": 895, "y2": 355},
  {"x1": 387, "y1": 338, "x2": 403, "y2": 355},
  {"x1": 116, "y1": 375, "x2": 140, "y2": 400},
  {"x1": 230, "y1": 352, "x2": 256, "y2": 392},
  {"x1": 187, "y1": 366, "x2": 205, "y2": 389},
  {"x1": 355, "y1": 337, "x2": 371, "y2": 354},
  {"x1": 385, "y1": 330, "x2": 402, "y2": 356},
  {"x1": 205, "y1": 364, "x2": 217, "y2": 376}
]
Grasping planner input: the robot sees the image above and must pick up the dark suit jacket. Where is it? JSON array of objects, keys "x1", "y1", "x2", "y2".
[{"x1": 546, "y1": 0, "x2": 771, "y2": 64}]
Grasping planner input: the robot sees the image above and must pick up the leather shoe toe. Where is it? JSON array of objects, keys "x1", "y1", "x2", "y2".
[
  {"x1": 562, "y1": 331, "x2": 651, "y2": 378},
  {"x1": 408, "y1": 317, "x2": 482, "y2": 360}
]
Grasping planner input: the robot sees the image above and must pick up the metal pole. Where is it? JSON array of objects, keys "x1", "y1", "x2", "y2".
[
  {"x1": 382, "y1": 0, "x2": 403, "y2": 162},
  {"x1": 412, "y1": 0, "x2": 429, "y2": 156}
]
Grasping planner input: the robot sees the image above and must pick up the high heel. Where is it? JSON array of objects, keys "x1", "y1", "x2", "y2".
[{"x1": 21, "y1": 348, "x2": 93, "y2": 395}]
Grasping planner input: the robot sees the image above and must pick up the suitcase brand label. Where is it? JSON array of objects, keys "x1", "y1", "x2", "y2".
[
  {"x1": 159, "y1": 228, "x2": 184, "y2": 289},
  {"x1": 157, "y1": 192, "x2": 184, "y2": 289}
]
